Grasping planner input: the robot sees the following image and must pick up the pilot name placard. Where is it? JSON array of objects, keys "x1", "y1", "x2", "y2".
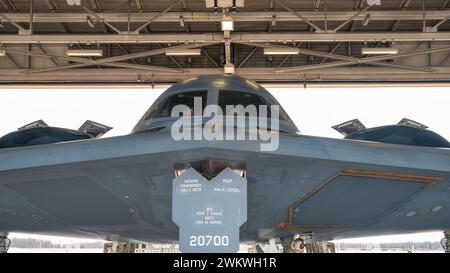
[{"x1": 172, "y1": 167, "x2": 247, "y2": 253}]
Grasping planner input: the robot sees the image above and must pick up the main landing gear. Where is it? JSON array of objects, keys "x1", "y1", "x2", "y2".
[
  {"x1": 281, "y1": 234, "x2": 336, "y2": 253},
  {"x1": 0, "y1": 232, "x2": 10, "y2": 254},
  {"x1": 441, "y1": 230, "x2": 450, "y2": 253}
]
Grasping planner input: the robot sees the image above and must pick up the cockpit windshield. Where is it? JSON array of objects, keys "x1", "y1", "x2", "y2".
[
  {"x1": 145, "y1": 91, "x2": 207, "y2": 119},
  {"x1": 218, "y1": 90, "x2": 290, "y2": 121}
]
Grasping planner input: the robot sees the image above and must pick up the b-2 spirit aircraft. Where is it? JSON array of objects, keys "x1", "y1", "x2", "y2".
[{"x1": 1, "y1": 76, "x2": 450, "y2": 253}]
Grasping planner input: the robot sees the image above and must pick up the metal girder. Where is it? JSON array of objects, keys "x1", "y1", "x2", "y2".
[
  {"x1": 0, "y1": 13, "x2": 27, "y2": 32},
  {"x1": 273, "y1": 0, "x2": 322, "y2": 32},
  {"x1": 10, "y1": 42, "x2": 217, "y2": 74},
  {"x1": 94, "y1": 62, "x2": 183, "y2": 73},
  {"x1": 156, "y1": 43, "x2": 182, "y2": 68},
  {"x1": 201, "y1": 48, "x2": 219, "y2": 68},
  {"x1": 2, "y1": 67, "x2": 450, "y2": 84},
  {"x1": 4, "y1": 53, "x2": 22, "y2": 69},
  {"x1": 36, "y1": 44, "x2": 59, "y2": 66},
  {"x1": 391, "y1": 0, "x2": 412, "y2": 32},
  {"x1": 134, "y1": 0, "x2": 183, "y2": 33},
  {"x1": 238, "y1": 46, "x2": 258, "y2": 68},
  {"x1": 333, "y1": 5, "x2": 371, "y2": 32},
  {"x1": 232, "y1": 32, "x2": 450, "y2": 43},
  {"x1": 1, "y1": 32, "x2": 450, "y2": 44},
  {"x1": 3, "y1": 11, "x2": 450, "y2": 23},
  {"x1": 277, "y1": 46, "x2": 450, "y2": 73},
  {"x1": 24, "y1": 60, "x2": 182, "y2": 74},
  {"x1": 438, "y1": 53, "x2": 450, "y2": 66},
  {"x1": 320, "y1": 42, "x2": 342, "y2": 64},
  {"x1": 237, "y1": 42, "x2": 434, "y2": 73},
  {"x1": 278, "y1": 43, "x2": 303, "y2": 67},
  {"x1": 79, "y1": 3, "x2": 121, "y2": 34},
  {"x1": 0, "y1": 34, "x2": 223, "y2": 44},
  {"x1": 434, "y1": 14, "x2": 450, "y2": 29},
  {"x1": 6, "y1": 48, "x2": 183, "y2": 74},
  {"x1": 0, "y1": 0, "x2": 16, "y2": 11},
  {"x1": 116, "y1": 44, "x2": 138, "y2": 64},
  {"x1": 224, "y1": 39, "x2": 231, "y2": 64},
  {"x1": 237, "y1": 42, "x2": 355, "y2": 61}
]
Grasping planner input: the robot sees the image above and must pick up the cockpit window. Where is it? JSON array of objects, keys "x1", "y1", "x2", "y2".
[
  {"x1": 145, "y1": 91, "x2": 207, "y2": 119},
  {"x1": 218, "y1": 90, "x2": 290, "y2": 121}
]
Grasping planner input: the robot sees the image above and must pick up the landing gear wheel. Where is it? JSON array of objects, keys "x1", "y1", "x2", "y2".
[{"x1": 291, "y1": 238, "x2": 305, "y2": 252}]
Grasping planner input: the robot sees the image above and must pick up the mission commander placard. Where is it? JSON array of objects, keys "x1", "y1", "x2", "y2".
[{"x1": 172, "y1": 167, "x2": 247, "y2": 253}]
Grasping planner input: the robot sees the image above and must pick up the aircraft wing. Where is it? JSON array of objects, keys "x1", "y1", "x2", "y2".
[{"x1": 0, "y1": 131, "x2": 449, "y2": 242}]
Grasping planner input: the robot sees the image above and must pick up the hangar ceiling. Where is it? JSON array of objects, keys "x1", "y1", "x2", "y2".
[{"x1": 0, "y1": 0, "x2": 450, "y2": 85}]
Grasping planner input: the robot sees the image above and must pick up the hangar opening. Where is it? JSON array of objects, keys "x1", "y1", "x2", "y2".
[{"x1": 1, "y1": 0, "x2": 450, "y2": 255}]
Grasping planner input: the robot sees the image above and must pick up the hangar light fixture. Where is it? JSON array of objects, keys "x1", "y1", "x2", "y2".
[
  {"x1": 66, "y1": 49, "x2": 103, "y2": 57},
  {"x1": 0, "y1": 48, "x2": 5, "y2": 56},
  {"x1": 165, "y1": 49, "x2": 201, "y2": 56},
  {"x1": 221, "y1": 15, "x2": 234, "y2": 31},
  {"x1": 263, "y1": 47, "x2": 299, "y2": 55},
  {"x1": 361, "y1": 47, "x2": 399, "y2": 55},
  {"x1": 366, "y1": 0, "x2": 381, "y2": 6},
  {"x1": 66, "y1": 0, "x2": 81, "y2": 5}
]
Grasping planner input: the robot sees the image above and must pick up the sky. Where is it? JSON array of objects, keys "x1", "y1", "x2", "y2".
[{"x1": 0, "y1": 86, "x2": 449, "y2": 245}]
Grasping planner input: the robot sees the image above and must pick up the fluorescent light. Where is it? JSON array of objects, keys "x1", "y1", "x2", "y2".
[
  {"x1": 66, "y1": 49, "x2": 103, "y2": 57},
  {"x1": 165, "y1": 49, "x2": 201, "y2": 56},
  {"x1": 221, "y1": 15, "x2": 234, "y2": 31},
  {"x1": 263, "y1": 47, "x2": 299, "y2": 55},
  {"x1": 0, "y1": 49, "x2": 5, "y2": 56},
  {"x1": 361, "y1": 47, "x2": 399, "y2": 55}
]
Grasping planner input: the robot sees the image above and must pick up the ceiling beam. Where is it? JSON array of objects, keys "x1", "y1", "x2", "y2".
[
  {"x1": 1, "y1": 32, "x2": 450, "y2": 44},
  {"x1": 3, "y1": 11, "x2": 450, "y2": 23},
  {"x1": 238, "y1": 42, "x2": 434, "y2": 73},
  {"x1": 2, "y1": 67, "x2": 450, "y2": 84},
  {"x1": 233, "y1": 32, "x2": 450, "y2": 43},
  {"x1": 13, "y1": 42, "x2": 218, "y2": 74},
  {"x1": 277, "y1": 46, "x2": 450, "y2": 73}
]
